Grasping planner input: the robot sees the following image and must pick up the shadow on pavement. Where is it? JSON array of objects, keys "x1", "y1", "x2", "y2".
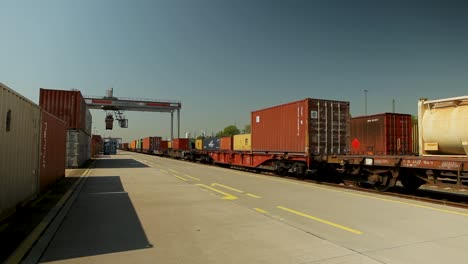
[
  {"x1": 40, "y1": 176, "x2": 152, "y2": 262},
  {"x1": 94, "y1": 159, "x2": 149, "y2": 169}
]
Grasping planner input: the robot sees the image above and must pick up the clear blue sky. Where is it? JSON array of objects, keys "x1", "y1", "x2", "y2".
[{"x1": 1, "y1": 0, "x2": 467, "y2": 142}]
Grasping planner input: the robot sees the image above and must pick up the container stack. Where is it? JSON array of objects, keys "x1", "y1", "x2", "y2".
[
  {"x1": 103, "y1": 138, "x2": 118, "y2": 155},
  {"x1": 40, "y1": 88, "x2": 92, "y2": 168}
]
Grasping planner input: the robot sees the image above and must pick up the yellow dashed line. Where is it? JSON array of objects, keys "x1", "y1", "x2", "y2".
[
  {"x1": 246, "y1": 193, "x2": 261, "y2": 199},
  {"x1": 168, "y1": 169, "x2": 179, "y2": 173},
  {"x1": 211, "y1": 183, "x2": 244, "y2": 193},
  {"x1": 185, "y1": 175, "x2": 200, "y2": 181},
  {"x1": 175, "y1": 175, "x2": 189, "y2": 182},
  {"x1": 196, "y1": 184, "x2": 238, "y2": 200},
  {"x1": 277, "y1": 206, "x2": 363, "y2": 235},
  {"x1": 160, "y1": 169, "x2": 169, "y2": 174},
  {"x1": 254, "y1": 208, "x2": 268, "y2": 214}
]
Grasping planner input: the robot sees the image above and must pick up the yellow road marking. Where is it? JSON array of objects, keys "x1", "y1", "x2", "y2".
[
  {"x1": 277, "y1": 206, "x2": 363, "y2": 235},
  {"x1": 254, "y1": 208, "x2": 268, "y2": 214},
  {"x1": 185, "y1": 175, "x2": 200, "y2": 181},
  {"x1": 211, "y1": 183, "x2": 244, "y2": 193},
  {"x1": 224, "y1": 170, "x2": 468, "y2": 217},
  {"x1": 160, "y1": 169, "x2": 169, "y2": 174},
  {"x1": 175, "y1": 175, "x2": 189, "y2": 182},
  {"x1": 168, "y1": 169, "x2": 179, "y2": 173},
  {"x1": 196, "y1": 184, "x2": 238, "y2": 200},
  {"x1": 246, "y1": 193, "x2": 261, "y2": 198}
]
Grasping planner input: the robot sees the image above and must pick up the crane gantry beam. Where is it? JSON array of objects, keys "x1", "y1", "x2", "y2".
[{"x1": 84, "y1": 89, "x2": 181, "y2": 138}]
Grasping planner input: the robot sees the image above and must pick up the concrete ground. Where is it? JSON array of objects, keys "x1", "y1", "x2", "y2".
[{"x1": 31, "y1": 151, "x2": 468, "y2": 263}]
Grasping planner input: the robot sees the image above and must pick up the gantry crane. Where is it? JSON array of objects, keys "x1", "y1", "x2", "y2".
[{"x1": 84, "y1": 88, "x2": 182, "y2": 138}]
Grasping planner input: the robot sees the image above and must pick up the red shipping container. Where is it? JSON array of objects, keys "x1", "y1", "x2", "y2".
[
  {"x1": 40, "y1": 110, "x2": 67, "y2": 190},
  {"x1": 39, "y1": 88, "x2": 91, "y2": 134},
  {"x1": 122, "y1": 143, "x2": 129, "y2": 150},
  {"x1": 350, "y1": 113, "x2": 413, "y2": 155},
  {"x1": 173, "y1": 138, "x2": 189, "y2": 150},
  {"x1": 151, "y1": 137, "x2": 162, "y2": 149},
  {"x1": 220, "y1": 136, "x2": 233, "y2": 150},
  {"x1": 251, "y1": 98, "x2": 350, "y2": 155},
  {"x1": 160, "y1": 140, "x2": 169, "y2": 150}
]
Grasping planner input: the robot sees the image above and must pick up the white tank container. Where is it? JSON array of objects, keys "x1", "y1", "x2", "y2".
[{"x1": 418, "y1": 96, "x2": 468, "y2": 155}]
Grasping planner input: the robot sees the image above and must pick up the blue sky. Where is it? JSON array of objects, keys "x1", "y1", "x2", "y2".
[{"x1": 1, "y1": 0, "x2": 467, "y2": 141}]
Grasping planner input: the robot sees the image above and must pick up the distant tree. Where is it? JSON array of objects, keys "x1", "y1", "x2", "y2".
[
  {"x1": 216, "y1": 125, "x2": 240, "y2": 137},
  {"x1": 244, "y1": 124, "x2": 251, "y2": 133},
  {"x1": 196, "y1": 136, "x2": 205, "y2": 139}
]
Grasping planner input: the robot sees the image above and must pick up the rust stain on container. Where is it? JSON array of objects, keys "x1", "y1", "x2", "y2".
[
  {"x1": 350, "y1": 113, "x2": 413, "y2": 155},
  {"x1": 40, "y1": 110, "x2": 67, "y2": 190},
  {"x1": 251, "y1": 98, "x2": 349, "y2": 155},
  {"x1": 39, "y1": 88, "x2": 91, "y2": 135}
]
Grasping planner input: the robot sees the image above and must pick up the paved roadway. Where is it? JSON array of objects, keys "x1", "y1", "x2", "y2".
[{"x1": 36, "y1": 151, "x2": 468, "y2": 263}]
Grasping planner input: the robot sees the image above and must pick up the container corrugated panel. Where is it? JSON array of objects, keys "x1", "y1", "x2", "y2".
[
  {"x1": 173, "y1": 138, "x2": 189, "y2": 150},
  {"x1": 203, "y1": 137, "x2": 220, "y2": 151},
  {"x1": 40, "y1": 110, "x2": 67, "y2": 190},
  {"x1": 412, "y1": 120, "x2": 419, "y2": 154},
  {"x1": 233, "y1": 134, "x2": 251, "y2": 151},
  {"x1": 220, "y1": 136, "x2": 233, "y2": 150},
  {"x1": 150, "y1": 137, "x2": 162, "y2": 151},
  {"x1": 66, "y1": 129, "x2": 91, "y2": 168},
  {"x1": 91, "y1": 135, "x2": 103, "y2": 156},
  {"x1": 251, "y1": 98, "x2": 350, "y2": 155},
  {"x1": 142, "y1": 137, "x2": 151, "y2": 152},
  {"x1": 122, "y1": 143, "x2": 129, "y2": 150},
  {"x1": 160, "y1": 140, "x2": 169, "y2": 150},
  {"x1": 350, "y1": 113, "x2": 413, "y2": 155},
  {"x1": 0, "y1": 83, "x2": 41, "y2": 218},
  {"x1": 39, "y1": 88, "x2": 91, "y2": 135}
]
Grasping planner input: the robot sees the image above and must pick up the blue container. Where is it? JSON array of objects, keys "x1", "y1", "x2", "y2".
[{"x1": 203, "y1": 137, "x2": 220, "y2": 151}]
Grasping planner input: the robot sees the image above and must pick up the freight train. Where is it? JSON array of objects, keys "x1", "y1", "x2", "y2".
[{"x1": 123, "y1": 96, "x2": 468, "y2": 192}]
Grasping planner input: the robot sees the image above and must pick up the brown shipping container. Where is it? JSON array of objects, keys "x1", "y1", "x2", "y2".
[
  {"x1": 40, "y1": 110, "x2": 67, "y2": 190},
  {"x1": 251, "y1": 98, "x2": 350, "y2": 155},
  {"x1": 91, "y1": 135, "x2": 103, "y2": 156},
  {"x1": 173, "y1": 138, "x2": 189, "y2": 150},
  {"x1": 350, "y1": 113, "x2": 412, "y2": 155},
  {"x1": 220, "y1": 136, "x2": 233, "y2": 150},
  {"x1": 39, "y1": 88, "x2": 91, "y2": 135},
  {"x1": 122, "y1": 143, "x2": 129, "y2": 150}
]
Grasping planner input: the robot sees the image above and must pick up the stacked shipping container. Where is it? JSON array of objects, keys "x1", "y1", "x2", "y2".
[{"x1": 40, "y1": 89, "x2": 92, "y2": 168}]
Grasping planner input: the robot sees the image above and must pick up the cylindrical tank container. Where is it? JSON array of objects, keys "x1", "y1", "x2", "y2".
[
  {"x1": 66, "y1": 129, "x2": 91, "y2": 168},
  {"x1": 39, "y1": 88, "x2": 91, "y2": 135},
  {"x1": 40, "y1": 110, "x2": 67, "y2": 190},
  {"x1": 418, "y1": 96, "x2": 468, "y2": 155},
  {"x1": 251, "y1": 98, "x2": 350, "y2": 155},
  {"x1": 233, "y1": 134, "x2": 252, "y2": 151},
  {"x1": 1, "y1": 83, "x2": 41, "y2": 219},
  {"x1": 349, "y1": 113, "x2": 412, "y2": 155}
]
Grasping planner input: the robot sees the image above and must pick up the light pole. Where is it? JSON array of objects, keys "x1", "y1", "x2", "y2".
[{"x1": 363, "y1": 89, "x2": 368, "y2": 115}]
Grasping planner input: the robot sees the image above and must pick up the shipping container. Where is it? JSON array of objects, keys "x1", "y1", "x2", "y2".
[
  {"x1": 418, "y1": 96, "x2": 468, "y2": 156},
  {"x1": 173, "y1": 138, "x2": 189, "y2": 150},
  {"x1": 40, "y1": 110, "x2": 67, "y2": 190},
  {"x1": 1, "y1": 83, "x2": 41, "y2": 219},
  {"x1": 39, "y1": 88, "x2": 91, "y2": 135},
  {"x1": 142, "y1": 136, "x2": 162, "y2": 153},
  {"x1": 203, "y1": 137, "x2": 220, "y2": 151},
  {"x1": 349, "y1": 113, "x2": 413, "y2": 155},
  {"x1": 122, "y1": 143, "x2": 129, "y2": 150},
  {"x1": 136, "y1": 139, "x2": 142, "y2": 152},
  {"x1": 103, "y1": 138, "x2": 118, "y2": 155},
  {"x1": 411, "y1": 121, "x2": 419, "y2": 155},
  {"x1": 66, "y1": 129, "x2": 91, "y2": 168},
  {"x1": 151, "y1": 137, "x2": 162, "y2": 151},
  {"x1": 168, "y1": 141, "x2": 173, "y2": 149},
  {"x1": 251, "y1": 98, "x2": 350, "y2": 155},
  {"x1": 91, "y1": 135, "x2": 103, "y2": 156},
  {"x1": 160, "y1": 140, "x2": 169, "y2": 150},
  {"x1": 195, "y1": 139, "x2": 203, "y2": 150},
  {"x1": 220, "y1": 136, "x2": 233, "y2": 150},
  {"x1": 233, "y1": 134, "x2": 252, "y2": 151}
]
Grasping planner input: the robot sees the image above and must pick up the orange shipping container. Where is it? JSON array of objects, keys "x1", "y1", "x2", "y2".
[
  {"x1": 220, "y1": 136, "x2": 233, "y2": 150},
  {"x1": 40, "y1": 110, "x2": 67, "y2": 190}
]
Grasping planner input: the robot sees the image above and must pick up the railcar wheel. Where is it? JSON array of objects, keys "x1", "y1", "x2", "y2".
[
  {"x1": 399, "y1": 170, "x2": 425, "y2": 191},
  {"x1": 368, "y1": 172, "x2": 397, "y2": 192}
]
